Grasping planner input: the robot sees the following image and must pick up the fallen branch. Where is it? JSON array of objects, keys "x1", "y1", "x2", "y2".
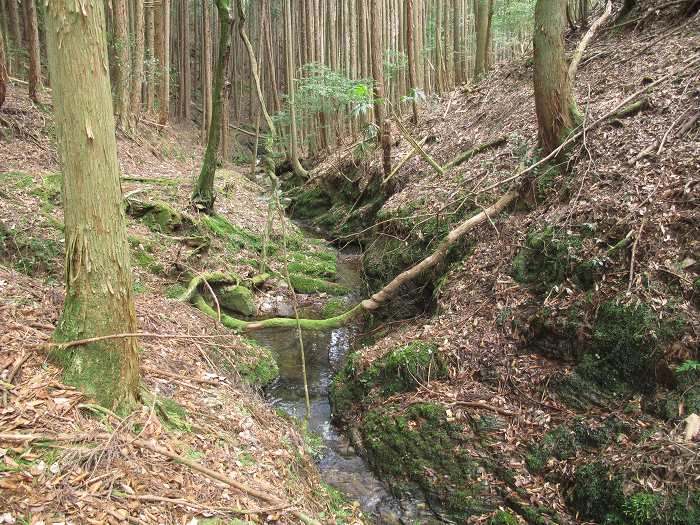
[
  {"x1": 392, "y1": 117, "x2": 445, "y2": 177},
  {"x1": 613, "y1": 97, "x2": 650, "y2": 119},
  {"x1": 677, "y1": 110, "x2": 700, "y2": 138},
  {"x1": 569, "y1": 0, "x2": 614, "y2": 82},
  {"x1": 0, "y1": 432, "x2": 322, "y2": 525},
  {"x1": 383, "y1": 135, "x2": 428, "y2": 185},
  {"x1": 442, "y1": 135, "x2": 508, "y2": 171},
  {"x1": 450, "y1": 400, "x2": 516, "y2": 418}
]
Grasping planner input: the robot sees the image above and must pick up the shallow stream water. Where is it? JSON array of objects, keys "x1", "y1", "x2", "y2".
[{"x1": 249, "y1": 251, "x2": 435, "y2": 524}]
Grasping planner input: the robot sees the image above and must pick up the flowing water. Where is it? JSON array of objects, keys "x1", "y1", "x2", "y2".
[{"x1": 249, "y1": 251, "x2": 435, "y2": 524}]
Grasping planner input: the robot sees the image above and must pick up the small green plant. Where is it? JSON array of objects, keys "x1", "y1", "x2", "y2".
[
  {"x1": 623, "y1": 491, "x2": 661, "y2": 525},
  {"x1": 677, "y1": 360, "x2": 700, "y2": 374}
]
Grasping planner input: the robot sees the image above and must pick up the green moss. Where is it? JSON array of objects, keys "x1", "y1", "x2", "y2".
[
  {"x1": 156, "y1": 396, "x2": 191, "y2": 432},
  {"x1": 512, "y1": 227, "x2": 583, "y2": 293},
  {"x1": 233, "y1": 341, "x2": 279, "y2": 387},
  {"x1": 30, "y1": 172, "x2": 62, "y2": 212},
  {"x1": 316, "y1": 483, "x2": 353, "y2": 524},
  {"x1": 666, "y1": 490, "x2": 700, "y2": 525},
  {"x1": 360, "y1": 403, "x2": 496, "y2": 521},
  {"x1": 201, "y1": 214, "x2": 267, "y2": 254},
  {"x1": 323, "y1": 297, "x2": 350, "y2": 318},
  {"x1": 217, "y1": 284, "x2": 256, "y2": 316},
  {"x1": 0, "y1": 171, "x2": 34, "y2": 189},
  {"x1": 331, "y1": 341, "x2": 446, "y2": 418},
  {"x1": 693, "y1": 278, "x2": 700, "y2": 308},
  {"x1": 567, "y1": 461, "x2": 626, "y2": 524},
  {"x1": 140, "y1": 200, "x2": 186, "y2": 233},
  {"x1": 289, "y1": 185, "x2": 331, "y2": 220},
  {"x1": 645, "y1": 370, "x2": 700, "y2": 421},
  {"x1": 286, "y1": 250, "x2": 337, "y2": 278},
  {"x1": 488, "y1": 510, "x2": 519, "y2": 525},
  {"x1": 289, "y1": 273, "x2": 349, "y2": 295},
  {"x1": 132, "y1": 245, "x2": 165, "y2": 275},
  {"x1": 624, "y1": 491, "x2": 662, "y2": 525},
  {"x1": 0, "y1": 224, "x2": 61, "y2": 276},
  {"x1": 525, "y1": 426, "x2": 578, "y2": 474},
  {"x1": 165, "y1": 284, "x2": 187, "y2": 299}
]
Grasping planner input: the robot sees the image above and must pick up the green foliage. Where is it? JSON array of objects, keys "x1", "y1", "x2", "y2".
[
  {"x1": 567, "y1": 461, "x2": 626, "y2": 524},
  {"x1": 165, "y1": 284, "x2": 187, "y2": 299},
  {"x1": 624, "y1": 492, "x2": 662, "y2": 525},
  {"x1": 525, "y1": 426, "x2": 578, "y2": 473},
  {"x1": 677, "y1": 360, "x2": 700, "y2": 374},
  {"x1": 488, "y1": 510, "x2": 519, "y2": 525}
]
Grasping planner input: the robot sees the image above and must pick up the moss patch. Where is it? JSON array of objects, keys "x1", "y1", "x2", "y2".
[
  {"x1": 0, "y1": 223, "x2": 61, "y2": 276},
  {"x1": 359, "y1": 403, "x2": 497, "y2": 521},
  {"x1": 289, "y1": 274, "x2": 349, "y2": 295},
  {"x1": 217, "y1": 285, "x2": 256, "y2": 316}
]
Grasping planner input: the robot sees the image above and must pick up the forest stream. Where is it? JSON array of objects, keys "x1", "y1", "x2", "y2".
[{"x1": 249, "y1": 247, "x2": 435, "y2": 524}]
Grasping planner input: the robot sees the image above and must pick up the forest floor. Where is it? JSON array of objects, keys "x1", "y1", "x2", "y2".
[
  {"x1": 295, "y1": 3, "x2": 700, "y2": 524},
  {"x1": 0, "y1": 85, "x2": 364, "y2": 523}
]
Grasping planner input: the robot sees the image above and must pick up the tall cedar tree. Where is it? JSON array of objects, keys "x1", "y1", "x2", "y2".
[
  {"x1": 191, "y1": 0, "x2": 234, "y2": 213},
  {"x1": 533, "y1": 0, "x2": 581, "y2": 154},
  {"x1": 371, "y1": 0, "x2": 391, "y2": 178},
  {"x1": 45, "y1": 0, "x2": 140, "y2": 409},
  {"x1": 25, "y1": 0, "x2": 41, "y2": 102},
  {"x1": 284, "y1": 0, "x2": 308, "y2": 178},
  {"x1": 0, "y1": 26, "x2": 7, "y2": 108}
]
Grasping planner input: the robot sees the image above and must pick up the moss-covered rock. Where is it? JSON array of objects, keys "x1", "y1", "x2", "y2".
[
  {"x1": 289, "y1": 274, "x2": 349, "y2": 295},
  {"x1": 218, "y1": 285, "x2": 256, "y2": 316},
  {"x1": 286, "y1": 250, "x2": 337, "y2": 279},
  {"x1": 127, "y1": 199, "x2": 189, "y2": 233},
  {"x1": 331, "y1": 340, "x2": 446, "y2": 417},
  {"x1": 359, "y1": 403, "x2": 498, "y2": 522},
  {"x1": 512, "y1": 227, "x2": 585, "y2": 293}
]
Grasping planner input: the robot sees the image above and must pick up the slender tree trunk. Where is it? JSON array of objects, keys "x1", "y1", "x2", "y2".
[
  {"x1": 131, "y1": 0, "x2": 145, "y2": 125},
  {"x1": 145, "y1": 3, "x2": 155, "y2": 111},
  {"x1": 0, "y1": 25, "x2": 7, "y2": 108},
  {"x1": 159, "y1": 0, "x2": 171, "y2": 126},
  {"x1": 6, "y1": 0, "x2": 21, "y2": 75},
  {"x1": 191, "y1": 2, "x2": 233, "y2": 213},
  {"x1": 406, "y1": 0, "x2": 419, "y2": 124},
  {"x1": 201, "y1": 0, "x2": 212, "y2": 140},
  {"x1": 113, "y1": 0, "x2": 131, "y2": 125},
  {"x1": 45, "y1": 0, "x2": 140, "y2": 410},
  {"x1": 284, "y1": 0, "x2": 308, "y2": 178},
  {"x1": 371, "y1": 0, "x2": 391, "y2": 178},
  {"x1": 24, "y1": 0, "x2": 42, "y2": 103},
  {"x1": 533, "y1": 0, "x2": 581, "y2": 155}
]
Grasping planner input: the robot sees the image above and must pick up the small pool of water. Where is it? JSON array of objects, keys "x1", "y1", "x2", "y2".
[{"x1": 249, "y1": 252, "x2": 436, "y2": 523}]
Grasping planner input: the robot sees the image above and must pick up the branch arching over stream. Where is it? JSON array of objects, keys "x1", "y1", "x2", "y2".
[{"x1": 182, "y1": 190, "x2": 519, "y2": 332}]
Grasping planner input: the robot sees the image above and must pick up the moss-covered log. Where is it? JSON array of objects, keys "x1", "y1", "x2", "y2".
[{"x1": 612, "y1": 97, "x2": 650, "y2": 119}]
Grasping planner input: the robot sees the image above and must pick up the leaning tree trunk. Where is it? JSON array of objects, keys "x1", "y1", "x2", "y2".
[
  {"x1": 24, "y1": 0, "x2": 42, "y2": 103},
  {"x1": 191, "y1": 1, "x2": 233, "y2": 213},
  {"x1": 45, "y1": 0, "x2": 140, "y2": 410},
  {"x1": 533, "y1": 0, "x2": 581, "y2": 155}
]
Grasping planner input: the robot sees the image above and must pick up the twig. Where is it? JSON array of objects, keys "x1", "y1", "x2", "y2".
[
  {"x1": 628, "y1": 215, "x2": 647, "y2": 293},
  {"x1": 39, "y1": 332, "x2": 242, "y2": 352},
  {"x1": 113, "y1": 493, "x2": 289, "y2": 515},
  {"x1": 450, "y1": 400, "x2": 515, "y2": 418},
  {"x1": 657, "y1": 107, "x2": 692, "y2": 155},
  {"x1": 384, "y1": 135, "x2": 428, "y2": 184},
  {"x1": 392, "y1": 116, "x2": 445, "y2": 177},
  {"x1": 0, "y1": 432, "x2": 322, "y2": 525},
  {"x1": 676, "y1": 110, "x2": 700, "y2": 138},
  {"x1": 140, "y1": 366, "x2": 222, "y2": 386}
]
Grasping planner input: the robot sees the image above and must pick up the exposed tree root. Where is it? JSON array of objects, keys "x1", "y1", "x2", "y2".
[
  {"x1": 0, "y1": 432, "x2": 322, "y2": 525},
  {"x1": 178, "y1": 271, "x2": 240, "y2": 303}
]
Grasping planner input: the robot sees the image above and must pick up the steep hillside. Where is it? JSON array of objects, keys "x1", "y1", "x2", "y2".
[
  {"x1": 0, "y1": 84, "x2": 362, "y2": 523},
  {"x1": 291, "y1": 4, "x2": 700, "y2": 524}
]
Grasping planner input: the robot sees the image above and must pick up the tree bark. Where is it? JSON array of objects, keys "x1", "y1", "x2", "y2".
[
  {"x1": 406, "y1": 0, "x2": 419, "y2": 124},
  {"x1": 473, "y1": 0, "x2": 490, "y2": 79},
  {"x1": 158, "y1": 0, "x2": 171, "y2": 126},
  {"x1": 201, "y1": 0, "x2": 212, "y2": 140},
  {"x1": 191, "y1": 1, "x2": 233, "y2": 213},
  {"x1": 533, "y1": 0, "x2": 581, "y2": 155},
  {"x1": 24, "y1": 0, "x2": 42, "y2": 103},
  {"x1": 113, "y1": 0, "x2": 131, "y2": 125},
  {"x1": 283, "y1": 0, "x2": 308, "y2": 178},
  {"x1": 131, "y1": 0, "x2": 145, "y2": 125},
  {"x1": 5, "y1": 0, "x2": 21, "y2": 75},
  {"x1": 0, "y1": 25, "x2": 7, "y2": 108},
  {"x1": 45, "y1": 0, "x2": 140, "y2": 410},
  {"x1": 145, "y1": 3, "x2": 155, "y2": 111},
  {"x1": 371, "y1": 0, "x2": 391, "y2": 178}
]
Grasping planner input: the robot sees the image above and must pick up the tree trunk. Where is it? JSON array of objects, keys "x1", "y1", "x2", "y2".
[
  {"x1": 113, "y1": 0, "x2": 131, "y2": 125},
  {"x1": 473, "y1": 0, "x2": 490, "y2": 79},
  {"x1": 24, "y1": 0, "x2": 42, "y2": 103},
  {"x1": 159, "y1": 0, "x2": 171, "y2": 126},
  {"x1": 191, "y1": 2, "x2": 233, "y2": 213},
  {"x1": 406, "y1": 0, "x2": 419, "y2": 124},
  {"x1": 533, "y1": 0, "x2": 581, "y2": 155},
  {"x1": 283, "y1": 0, "x2": 308, "y2": 178},
  {"x1": 178, "y1": 0, "x2": 191, "y2": 121},
  {"x1": 45, "y1": 0, "x2": 140, "y2": 410},
  {"x1": 131, "y1": 0, "x2": 145, "y2": 125},
  {"x1": 371, "y1": 0, "x2": 391, "y2": 178},
  {"x1": 0, "y1": 26, "x2": 7, "y2": 108},
  {"x1": 145, "y1": 3, "x2": 155, "y2": 111},
  {"x1": 6, "y1": 0, "x2": 21, "y2": 75},
  {"x1": 201, "y1": 0, "x2": 212, "y2": 140}
]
